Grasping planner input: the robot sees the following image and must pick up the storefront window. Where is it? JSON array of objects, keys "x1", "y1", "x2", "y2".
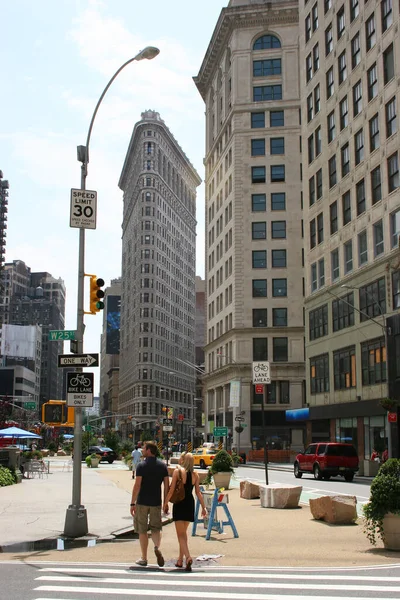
[
  {"x1": 363, "y1": 415, "x2": 387, "y2": 459},
  {"x1": 251, "y1": 430, "x2": 290, "y2": 450},
  {"x1": 335, "y1": 417, "x2": 357, "y2": 447}
]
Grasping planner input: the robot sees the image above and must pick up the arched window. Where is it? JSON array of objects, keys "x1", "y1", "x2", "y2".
[{"x1": 253, "y1": 34, "x2": 281, "y2": 50}]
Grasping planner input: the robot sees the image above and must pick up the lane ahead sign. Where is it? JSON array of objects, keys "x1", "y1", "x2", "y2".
[
  {"x1": 70, "y1": 188, "x2": 97, "y2": 229},
  {"x1": 67, "y1": 372, "x2": 94, "y2": 407},
  {"x1": 252, "y1": 361, "x2": 271, "y2": 384},
  {"x1": 58, "y1": 353, "x2": 99, "y2": 368}
]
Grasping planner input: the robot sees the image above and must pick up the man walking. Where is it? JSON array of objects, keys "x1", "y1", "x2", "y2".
[
  {"x1": 131, "y1": 445, "x2": 142, "y2": 480},
  {"x1": 130, "y1": 441, "x2": 169, "y2": 567}
]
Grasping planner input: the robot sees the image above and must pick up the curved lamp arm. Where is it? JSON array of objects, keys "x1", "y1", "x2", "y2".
[{"x1": 79, "y1": 46, "x2": 160, "y2": 169}]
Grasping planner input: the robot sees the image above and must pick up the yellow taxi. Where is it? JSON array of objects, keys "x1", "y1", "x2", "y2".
[{"x1": 193, "y1": 446, "x2": 218, "y2": 469}]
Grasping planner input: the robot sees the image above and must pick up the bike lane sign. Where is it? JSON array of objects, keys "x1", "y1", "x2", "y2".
[
  {"x1": 67, "y1": 372, "x2": 94, "y2": 407},
  {"x1": 252, "y1": 361, "x2": 271, "y2": 384}
]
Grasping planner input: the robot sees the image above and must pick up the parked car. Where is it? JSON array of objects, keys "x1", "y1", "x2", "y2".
[
  {"x1": 294, "y1": 442, "x2": 359, "y2": 482},
  {"x1": 82, "y1": 446, "x2": 117, "y2": 464},
  {"x1": 193, "y1": 446, "x2": 218, "y2": 469}
]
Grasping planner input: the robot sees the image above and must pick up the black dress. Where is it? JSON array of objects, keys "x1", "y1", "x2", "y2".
[{"x1": 172, "y1": 469, "x2": 195, "y2": 522}]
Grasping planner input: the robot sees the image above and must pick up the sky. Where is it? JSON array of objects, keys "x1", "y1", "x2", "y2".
[{"x1": 1, "y1": 0, "x2": 228, "y2": 394}]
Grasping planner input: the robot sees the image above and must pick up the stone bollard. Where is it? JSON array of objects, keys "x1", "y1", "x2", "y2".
[
  {"x1": 260, "y1": 483, "x2": 302, "y2": 508},
  {"x1": 240, "y1": 480, "x2": 260, "y2": 499},
  {"x1": 309, "y1": 495, "x2": 357, "y2": 524}
]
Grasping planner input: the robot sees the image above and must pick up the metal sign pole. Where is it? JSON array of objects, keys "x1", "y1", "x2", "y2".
[
  {"x1": 64, "y1": 159, "x2": 88, "y2": 538},
  {"x1": 261, "y1": 385, "x2": 269, "y2": 485}
]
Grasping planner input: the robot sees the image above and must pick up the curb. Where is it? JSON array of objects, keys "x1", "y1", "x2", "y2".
[{"x1": 243, "y1": 462, "x2": 374, "y2": 481}]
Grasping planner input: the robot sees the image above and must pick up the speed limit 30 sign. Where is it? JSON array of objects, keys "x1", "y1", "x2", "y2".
[{"x1": 70, "y1": 188, "x2": 97, "y2": 229}]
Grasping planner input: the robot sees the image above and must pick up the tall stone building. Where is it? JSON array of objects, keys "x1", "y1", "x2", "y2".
[
  {"x1": 195, "y1": 0, "x2": 305, "y2": 453},
  {"x1": 1, "y1": 260, "x2": 65, "y2": 408},
  {"x1": 300, "y1": 0, "x2": 400, "y2": 461},
  {"x1": 118, "y1": 110, "x2": 201, "y2": 442},
  {"x1": 194, "y1": 276, "x2": 206, "y2": 444}
]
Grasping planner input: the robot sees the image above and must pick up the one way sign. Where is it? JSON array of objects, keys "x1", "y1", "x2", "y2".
[{"x1": 58, "y1": 353, "x2": 99, "y2": 368}]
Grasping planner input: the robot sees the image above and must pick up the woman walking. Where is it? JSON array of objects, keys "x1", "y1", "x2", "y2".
[{"x1": 164, "y1": 452, "x2": 207, "y2": 571}]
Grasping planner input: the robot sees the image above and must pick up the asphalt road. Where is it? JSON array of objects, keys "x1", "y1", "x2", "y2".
[
  {"x1": 1, "y1": 562, "x2": 400, "y2": 600},
  {"x1": 235, "y1": 465, "x2": 371, "y2": 514}
]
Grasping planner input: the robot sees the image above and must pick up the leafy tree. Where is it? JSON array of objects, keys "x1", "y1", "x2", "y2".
[
  {"x1": 121, "y1": 440, "x2": 134, "y2": 454},
  {"x1": 140, "y1": 430, "x2": 153, "y2": 443},
  {"x1": 82, "y1": 431, "x2": 97, "y2": 453},
  {"x1": 104, "y1": 429, "x2": 121, "y2": 454}
]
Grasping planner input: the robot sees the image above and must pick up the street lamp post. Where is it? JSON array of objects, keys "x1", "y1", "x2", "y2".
[{"x1": 63, "y1": 46, "x2": 160, "y2": 538}]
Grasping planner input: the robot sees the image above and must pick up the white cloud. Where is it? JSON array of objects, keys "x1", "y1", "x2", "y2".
[{"x1": 65, "y1": 4, "x2": 206, "y2": 277}]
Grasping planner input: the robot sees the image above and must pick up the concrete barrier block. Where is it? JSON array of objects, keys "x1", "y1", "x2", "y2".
[
  {"x1": 240, "y1": 480, "x2": 260, "y2": 499},
  {"x1": 198, "y1": 469, "x2": 210, "y2": 484},
  {"x1": 168, "y1": 467, "x2": 209, "y2": 484},
  {"x1": 260, "y1": 483, "x2": 302, "y2": 508},
  {"x1": 309, "y1": 495, "x2": 357, "y2": 524}
]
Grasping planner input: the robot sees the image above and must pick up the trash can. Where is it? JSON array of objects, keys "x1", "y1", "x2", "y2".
[{"x1": 240, "y1": 453, "x2": 246, "y2": 465}]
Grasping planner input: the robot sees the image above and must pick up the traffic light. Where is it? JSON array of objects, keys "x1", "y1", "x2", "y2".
[
  {"x1": 42, "y1": 402, "x2": 65, "y2": 424},
  {"x1": 89, "y1": 276, "x2": 105, "y2": 314}
]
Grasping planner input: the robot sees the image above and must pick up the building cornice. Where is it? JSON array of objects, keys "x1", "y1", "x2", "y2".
[
  {"x1": 194, "y1": 2, "x2": 299, "y2": 101},
  {"x1": 119, "y1": 118, "x2": 201, "y2": 191},
  {"x1": 203, "y1": 326, "x2": 305, "y2": 353}
]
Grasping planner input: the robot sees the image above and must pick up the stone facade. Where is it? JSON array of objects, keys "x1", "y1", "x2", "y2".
[
  {"x1": 118, "y1": 111, "x2": 201, "y2": 441},
  {"x1": 300, "y1": 0, "x2": 400, "y2": 458},
  {"x1": 195, "y1": 1, "x2": 305, "y2": 453}
]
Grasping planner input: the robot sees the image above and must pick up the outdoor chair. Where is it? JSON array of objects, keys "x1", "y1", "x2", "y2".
[
  {"x1": 27, "y1": 460, "x2": 44, "y2": 478},
  {"x1": 62, "y1": 459, "x2": 73, "y2": 472}
]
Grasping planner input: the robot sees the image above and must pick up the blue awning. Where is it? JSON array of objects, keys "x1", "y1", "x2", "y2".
[{"x1": 285, "y1": 408, "x2": 309, "y2": 422}]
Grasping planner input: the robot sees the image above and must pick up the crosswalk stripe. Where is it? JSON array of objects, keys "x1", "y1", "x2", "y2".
[
  {"x1": 33, "y1": 562, "x2": 400, "y2": 571},
  {"x1": 37, "y1": 567, "x2": 400, "y2": 582},
  {"x1": 33, "y1": 588, "x2": 397, "y2": 600},
  {"x1": 35, "y1": 576, "x2": 400, "y2": 592}
]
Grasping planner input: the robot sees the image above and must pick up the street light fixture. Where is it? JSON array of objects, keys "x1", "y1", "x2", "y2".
[{"x1": 64, "y1": 46, "x2": 160, "y2": 538}]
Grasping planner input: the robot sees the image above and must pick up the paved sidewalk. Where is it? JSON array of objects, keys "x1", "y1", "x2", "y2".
[{"x1": 0, "y1": 458, "x2": 398, "y2": 567}]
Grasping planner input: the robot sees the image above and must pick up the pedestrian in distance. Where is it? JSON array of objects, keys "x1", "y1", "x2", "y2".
[
  {"x1": 130, "y1": 441, "x2": 169, "y2": 567},
  {"x1": 371, "y1": 448, "x2": 380, "y2": 462},
  {"x1": 131, "y1": 445, "x2": 142, "y2": 480},
  {"x1": 164, "y1": 452, "x2": 207, "y2": 572}
]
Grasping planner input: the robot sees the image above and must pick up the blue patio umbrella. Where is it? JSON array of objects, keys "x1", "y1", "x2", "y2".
[
  {"x1": 0, "y1": 426, "x2": 42, "y2": 439},
  {"x1": 62, "y1": 434, "x2": 74, "y2": 440}
]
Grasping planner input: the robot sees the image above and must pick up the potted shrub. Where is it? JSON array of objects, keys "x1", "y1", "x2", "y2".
[
  {"x1": 363, "y1": 458, "x2": 400, "y2": 549},
  {"x1": 86, "y1": 453, "x2": 100, "y2": 468},
  {"x1": 123, "y1": 454, "x2": 133, "y2": 471},
  {"x1": 379, "y1": 398, "x2": 399, "y2": 411},
  {"x1": 231, "y1": 451, "x2": 243, "y2": 467},
  {"x1": 209, "y1": 449, "x2": 235, "y2": 490}
]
